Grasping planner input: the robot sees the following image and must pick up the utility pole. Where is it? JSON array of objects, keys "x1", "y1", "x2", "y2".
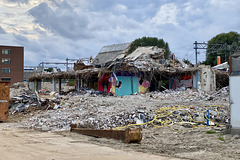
[
  {"x1": 66, "y1": 58, "x2": 69, "y2": 71},
  {"x1": 194, "y1": 41, "x2": 198, "y2": 65},
  {"x1": 193, "y1": 41, "x2": 240, "y2": 64},
  {"x1": 224, "y1": 43, "x2": 227, "y2": 62}
]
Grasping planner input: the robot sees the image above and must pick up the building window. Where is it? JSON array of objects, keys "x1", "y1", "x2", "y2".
[
  {"x1": 1, "y1": 77, "x2": 11, "y2": 81},
  {"x1": 2, "y1": 58, "x2": 11, "y2": 64},
  {"x1": 2, "y1": 68, "x2": 11, "y2": 73},
  {"x1": 2, "y1": 49, "x2": 11, "y2": 55}
]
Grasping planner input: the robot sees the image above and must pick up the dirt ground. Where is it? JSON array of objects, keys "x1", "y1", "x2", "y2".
[
  {"x1": 58, "y1": 125, "x2": 240, "y2": 160},
  {"x1": 0, "y1": 123, "x2": 180, "y2": 160},
  {"x1": 5, "y1": 101, "x2": 240, "y2": 160}
]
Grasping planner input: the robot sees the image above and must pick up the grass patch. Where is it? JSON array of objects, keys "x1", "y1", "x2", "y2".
[
  {"x1": 206, "y1": 130, "x2": 216, "y2": 134},
  {"x1": 218, "y1": 133, "x2": 225, "y2": 141}
]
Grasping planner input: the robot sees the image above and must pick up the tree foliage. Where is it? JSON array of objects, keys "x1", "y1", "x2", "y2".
[
  {"x1": 44, "y1": 67, "x2": 53, "y2": 72},
  {"x1": 182, "y1": 58, "x2": 191, "y2": 65},
  {"x1": 128, "y1": 37, "x2": 171, "y2": 59},
  {"x1": 205, "y1": 31, "x2": 240, "y2": 66}
]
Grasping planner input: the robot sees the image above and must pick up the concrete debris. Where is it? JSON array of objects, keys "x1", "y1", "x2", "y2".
[
  {"x1": 146, "y1": 86, "x2": 229, "y2": 102},
  {"x1": 10, "y1": 91, "x2": 40, "y2": 113},
  {"x1": 15, "y1": 86, "x2": 230, "y2": 132},
  {"x1": 8, "y1": 82, "x2": 230, "y2": 132}
]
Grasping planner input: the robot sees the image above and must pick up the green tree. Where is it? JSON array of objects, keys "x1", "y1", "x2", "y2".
[
  {"x1": 205, "y1": 31, "x2": 240, "y2": 66},
  {"x1": 182, "y1": 58, "x2": 191, "y2": 65},
  {"x1": 44, "y1": 67, "x2": 53, "y2": 72},
  {"x1": 128, "y1": 37, "x2": 171, "y2": 59}
]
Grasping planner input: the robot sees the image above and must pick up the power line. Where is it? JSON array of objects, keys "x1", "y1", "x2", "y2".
[{"x1": 193, "y1": 41, "x2": 240, "y2": 65}]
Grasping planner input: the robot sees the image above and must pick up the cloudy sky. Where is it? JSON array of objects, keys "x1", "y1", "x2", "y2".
[{"x1": 0, "y1": 0, "x2": 239, "y2": 69}]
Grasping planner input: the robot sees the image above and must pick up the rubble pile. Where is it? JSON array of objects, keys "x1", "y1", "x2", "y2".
[
  {"x1": 19, "y1": 91, "x2": 230, "y2": 132},
  {"x1": 9, "y1": 82, "x2": 76, "y2": 113},
  {"x1": 20, "y1": 95, "x2": 149, "y2": 131},
  {"x1": 8, "y1": 82, "x2": 230, "y2": 132},
  {"x1": 147, "y1": 86, "x2": 229, "y2": 102},
  {"x1": 10, "y1": 91, "x2": 39, "y2": 113},
  {"x1": 10, "y1": 82, "x2": 29, "y2": 98}
]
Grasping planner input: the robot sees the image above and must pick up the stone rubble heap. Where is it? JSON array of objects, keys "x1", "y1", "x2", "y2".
[
  {"x1": 9, "y1": 82, "x2": 230, "y2": 132},
  {"x1": 19, "y1": 89, "x2": 230, "y2": 132},
  {"x1": 146, "y1": 86, "x2": 229, "y2": 102}
]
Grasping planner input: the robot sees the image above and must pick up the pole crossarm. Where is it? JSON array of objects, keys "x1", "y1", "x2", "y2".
[
  {"x1": 193, "y1": 41, "x2": 240, "y2": 64},
  {"x1": 194, "y1": 42, "x2": 240, "y2": 51}
]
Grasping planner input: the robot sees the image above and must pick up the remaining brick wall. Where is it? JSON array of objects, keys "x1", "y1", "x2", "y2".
[{"x1": 0, "y1": 45, "x2": 24, "y2": 84}]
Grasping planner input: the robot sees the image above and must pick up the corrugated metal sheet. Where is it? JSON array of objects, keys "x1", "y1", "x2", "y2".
[
  {"x1": 93, "y1": 51, "x2": 125, "y2": 65},
  {"x1": 93, "y1": 42, "x2": 131, "y2": 66},
  {"x1": 99, "y1": 42, "x2": 131, "y2": 53},
  {"x1": 125, "y1": 46, "x2": 164, "y2": 61}
]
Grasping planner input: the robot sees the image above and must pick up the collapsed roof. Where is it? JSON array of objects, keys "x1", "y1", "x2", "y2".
[
  {"x1": 93, "y1": 42, "x2": 131, "y2": 66},
  {"x1": 29, "y1": 43, "x2": 229, "y2": 82}
]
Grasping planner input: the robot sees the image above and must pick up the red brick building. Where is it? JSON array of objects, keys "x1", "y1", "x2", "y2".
[{"x1": 0, "y1": 45, "x2": 24, "y2": 84}]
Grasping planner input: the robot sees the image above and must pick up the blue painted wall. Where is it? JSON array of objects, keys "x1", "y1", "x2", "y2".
[{"x1": 115, "y1": 76, "x2": 139, "y2": 96}]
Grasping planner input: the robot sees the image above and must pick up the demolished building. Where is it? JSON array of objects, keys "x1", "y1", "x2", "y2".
[{"x1": 28, "y1": 43, "x2": 229, "y2": 96}]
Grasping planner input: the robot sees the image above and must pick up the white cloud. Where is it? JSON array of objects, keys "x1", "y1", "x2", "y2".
[
  {"x1": 150, "y1": 3, "x2": 178, "y2": 26},
  {"x1": 0, "y1": 0, "x2": 239, "y2": 67},
  {"x1": 5, "y1": 0, "x2": 29, "y2": 4},
  {"x1": 114, "y1": 4, "x2": 127, "y2": 12}
]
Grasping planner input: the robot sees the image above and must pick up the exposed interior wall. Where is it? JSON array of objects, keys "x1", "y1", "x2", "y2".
[
  {"x1": 109, "y1": 76, "x2": 115, "y2": 94},
  {"x1": 193, "y1": 71, "x2": 200, "y2": 90},
  {"x1": 199, "y1": 65, "x2": 216, "y2": 92},
  {"x1": 98, "y1": 74, "x2": 111, "y2": 94},
  {"x1": 139, "y1": 78, "x2": 150, "y2": 94},
  {"x1": 169, "y1": 74, "x2": 193, "y2": 90}
]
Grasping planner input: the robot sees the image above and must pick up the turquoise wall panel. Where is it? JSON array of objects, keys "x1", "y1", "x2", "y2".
[
  {"x1": 132, "y1": 77, "x2": 139, "y2": 94},
  {"x1": 115, "y1": 76, "x2": 139, "y2": 96}
]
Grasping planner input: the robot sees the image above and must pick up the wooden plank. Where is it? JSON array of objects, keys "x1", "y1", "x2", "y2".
[
  {"x1": 70, "y1": 124, "x2": 142, "y2": 144},
  {"x1": 0, "y1": 82, "x2": 10, "y2": 121}
]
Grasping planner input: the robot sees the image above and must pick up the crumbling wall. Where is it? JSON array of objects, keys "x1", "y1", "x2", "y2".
[
  {"x1": 139, "y1": 79, "x2": 150, "y2": 94},
  {"x1": 199, "y1": 65, "x2": 216, "y2": 92},
  {"x1": 169, "y1": 74, "x2": 193, "y2": 90},
  {"x1": 98, "y1": 74, "x2": 111, "y2": 94}
]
